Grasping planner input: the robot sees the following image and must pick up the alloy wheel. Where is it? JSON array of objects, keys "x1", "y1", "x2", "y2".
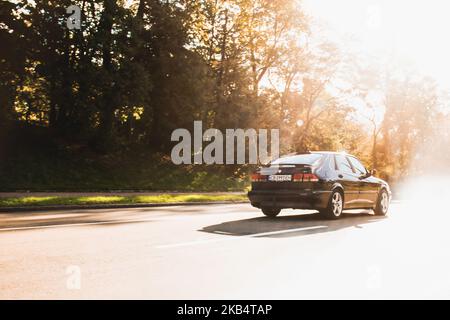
[
  {"x1": 380, "y1": 192, "x2": 389, "y2": 214},
  {"x1": 332, "y1": 192, "x2": 343, "y2": 217}
]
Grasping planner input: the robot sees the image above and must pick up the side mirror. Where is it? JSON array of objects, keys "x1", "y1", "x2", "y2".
[{"x1": 370, "y1": 169, "x2": 377, "y2": 176}]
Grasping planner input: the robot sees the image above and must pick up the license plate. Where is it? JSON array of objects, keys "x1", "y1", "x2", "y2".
[{"x1": 268, "y1": 175, "x2": 292, "y2": 182}]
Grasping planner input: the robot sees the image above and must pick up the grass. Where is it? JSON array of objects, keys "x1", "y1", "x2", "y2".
[{"x1": 0, "y1": 193, "x2": 248, "y2": 208}]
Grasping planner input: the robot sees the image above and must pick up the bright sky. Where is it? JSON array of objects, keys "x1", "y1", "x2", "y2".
[{"x1": 303, "y1": 0, "x2": 450, "y2": 90}]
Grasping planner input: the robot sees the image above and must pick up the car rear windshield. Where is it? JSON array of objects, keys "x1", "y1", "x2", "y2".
[{"x1": 271, "y1": 154, "x2": 323, "y2": 166}]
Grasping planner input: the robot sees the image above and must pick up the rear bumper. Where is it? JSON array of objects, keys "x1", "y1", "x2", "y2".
[{"x1": 247, "y1": 190, "x2": 331, "y2": 210}]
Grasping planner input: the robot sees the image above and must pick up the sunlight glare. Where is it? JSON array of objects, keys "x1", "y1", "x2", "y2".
[{"x1": 304, "y1": 0, "x2": 450, "y2": 90}]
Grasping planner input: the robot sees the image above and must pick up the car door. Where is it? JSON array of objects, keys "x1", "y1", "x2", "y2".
[
  {"x1": 334, "y1": 154, "x2": 360, "y2": 208},
  {"x1": 347, "y1": 156, "x2": 378, "y2": 206}
]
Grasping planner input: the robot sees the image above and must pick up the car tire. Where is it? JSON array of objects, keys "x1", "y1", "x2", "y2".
[
  {"x1": 261, "y1": 207, "x2": 281, "y2": 218},
  {"x1": 320, "y1": 190, "x2": 344, "y2": 220},
  {"x1": 374, "y1": 189, "x2": 389, "y2": 216}
]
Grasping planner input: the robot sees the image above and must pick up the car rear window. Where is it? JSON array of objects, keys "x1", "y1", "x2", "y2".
[{"x1": 271, "y1": 154, "x2": 323, "y2": 166}]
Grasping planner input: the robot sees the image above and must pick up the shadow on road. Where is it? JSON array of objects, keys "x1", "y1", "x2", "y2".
[
  {"x1": 0, "y1": 211, "x2": 156, "y2": 230},
  {"x1": 200, "y1": 212, "x2": 387, "y2": 238}
]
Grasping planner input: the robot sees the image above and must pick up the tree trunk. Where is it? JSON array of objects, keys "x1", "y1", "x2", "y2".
[
  {"x1": 372, "y1": 130, "x2": 378, "y2": 169},
  {"x1": 98, "y1": 0, "x2": 117, "y2": 148}
]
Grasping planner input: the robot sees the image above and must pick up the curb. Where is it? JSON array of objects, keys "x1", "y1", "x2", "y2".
[{"x1": 0, "y1": 201, "x2": 250, "y2": 213}]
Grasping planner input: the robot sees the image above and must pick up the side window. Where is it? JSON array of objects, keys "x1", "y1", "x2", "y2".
[
  {"x1": 335, "y1": 154, "x2": 354, "y2": 174},
  {"x1": 348, "y1": 157, "x2": 367, "y2": 175}
]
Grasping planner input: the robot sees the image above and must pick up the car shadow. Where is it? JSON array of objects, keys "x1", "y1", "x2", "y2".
[{"x1": 199, "y1": 212, "x2": 387, "y2": 238}]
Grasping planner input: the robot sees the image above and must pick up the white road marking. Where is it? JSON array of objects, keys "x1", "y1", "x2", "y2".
[{"x1": 156, "y1": 225, "x2": 328, "y2": 249}]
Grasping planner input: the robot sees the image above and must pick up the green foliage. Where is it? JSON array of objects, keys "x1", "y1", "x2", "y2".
[
  {"x1": 0, "y1": 193, "x2": 248, "y2": 208},
  {"x1": 0, "y1": 129, "x2": 249, "y2": 191}
]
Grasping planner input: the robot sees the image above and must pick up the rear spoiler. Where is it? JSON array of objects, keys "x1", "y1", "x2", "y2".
[{"x1": 260, "y1": 163, "x2": 313, "y2": 168}]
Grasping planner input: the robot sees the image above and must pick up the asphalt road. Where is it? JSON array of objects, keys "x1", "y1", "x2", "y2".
[{"x1": 1, "y1": 200, "x2": 450, "y2": 299}]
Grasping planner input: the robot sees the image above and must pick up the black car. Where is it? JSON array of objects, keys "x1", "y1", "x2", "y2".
[{"x1": 248, "y1": 151, "x2": 391, "y2": 219}]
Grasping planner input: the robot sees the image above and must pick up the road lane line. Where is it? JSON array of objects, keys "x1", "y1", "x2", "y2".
[{"x1": 156, "y1": 225, "x2": 328, "y2": 249}]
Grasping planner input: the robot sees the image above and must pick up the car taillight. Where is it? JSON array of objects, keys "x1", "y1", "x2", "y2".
[
  {"x1": 302, "y1": 173, "x2": 319, "y2": 182},
  {"x1": 251, "y1": 173, "x2": 266, "y2": 182},
  {"x1": 293, "y1": 173, "x2": 303, "y2": 182}
]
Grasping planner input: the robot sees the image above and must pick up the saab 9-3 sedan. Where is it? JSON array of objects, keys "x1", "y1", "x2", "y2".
[{"x1": 248, "y1": 152, "x2": 391, "y2": 219}]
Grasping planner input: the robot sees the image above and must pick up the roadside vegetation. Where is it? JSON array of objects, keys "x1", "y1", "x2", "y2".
[
  {"x1": 0, "y1": 193, "x2": 248, "y2": 208},
  {"x1": 0, "y1": 127, "x2": 250, "y2": 192}
]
